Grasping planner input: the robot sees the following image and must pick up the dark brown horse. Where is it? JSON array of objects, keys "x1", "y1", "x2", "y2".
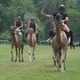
[
  {"x1": 26, "y1": 28, "x2": 36, "y2": 62},
  {"x1": 52, "y1": 14, "x2": 68, "y2": 72},
  {"x1": 11, "y1": 27, "x2": 24, "y2": 62}
]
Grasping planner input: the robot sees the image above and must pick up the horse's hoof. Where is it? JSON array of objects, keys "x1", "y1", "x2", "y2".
[
  {"x1": 11, "y1": 59, "x2": 13, "y2": 61},
  {"x1": 53, "y1": 60, "x2": 56, "y2": 66},
  {"x1": 61, "y1": 70, "x2": 65, "y2": 72},
  {"x1": 19, "y1": 60, "x2": 21, "y2": 62},
  {"x1": 54, "y1": 62, "x2": 56, "y2": 66},
  {"x1": 22, "y1": 59, "x2": 24, "y2": 62},
  {"x1": 15, "y1": 59, "x2": 17, "y2": 62},
  {"x1": 32, "y1": 57, "x2": 35, "y2": 62},
  {"x1": 33, "y1": 57, "x2": 35, "y2": 60}
]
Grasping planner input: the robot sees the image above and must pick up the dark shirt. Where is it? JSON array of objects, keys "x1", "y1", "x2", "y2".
[
  {"x1": 16, "y1": 20, "x2": 22, "y2": 27},
  {"x1": 53, "y1": 12, "x2": 68, "y2": 20},
  {"x1": 53, "y1": 12, "x2": 69, "y2": 24},
  {"x1": 29, "y1": 22, "x2": 36, "y2": 32}
]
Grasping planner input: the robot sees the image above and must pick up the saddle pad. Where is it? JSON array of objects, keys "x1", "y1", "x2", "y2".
[{"x1": 18, "y1": 31, "x2": 23, "y2": 42}]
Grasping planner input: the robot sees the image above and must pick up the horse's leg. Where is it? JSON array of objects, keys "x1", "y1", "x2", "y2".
[
  {"x1": 64, "y1": 48, "x2": 67, "y2": 71},
  {"x1": 59, "y1": 50, "x2": 61, "y2": 71},
  {"x1": 56, "y1": 50, "x2": 61, "y2": 71},
  {"x1": 57, "y1": 55, "x2": 59, "y2": 71},
  {"x1": 29, "y1": 47, "x2": 32, "y2": 62},
  {"x1": 32, "y1": 46, "x2": 35, "y2": 61},
  {"x1": 73, "y1": 45, "x2": 75, "y2": 49},
  {"x1": 61, "y1": 48, "x2": 67, "y2": 72},
  {"x1": 29, "y1": 50, "x2": 32, "y2": 62},
  {"x1": 72, "y1": 44, "x2": 75, "y2": 50},
  {"x1": 21, "y1": 44, "x2": 24, "y2": 62},
  {"x1": 11, "y1": 43, "x2": 14, "y2": 61},
  {"x1": 15, "y1": 46, "x2": 18, "y2": 62},
  {"x1": 52, "y1": 49, "x2": 57, "y2": 66},
  {"x1": 70, "y1": 44, "x2": 75, "y2": 50},
  {"x1": 18, "y1": 47, "x2": 21, "y2": 62}
]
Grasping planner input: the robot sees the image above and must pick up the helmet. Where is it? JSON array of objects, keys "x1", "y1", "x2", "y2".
[
  {"x1": 58, "y1": 4, "x2": 65, "y2": 9},
  {"x1": 31, "y1": 17, "x2": 34, "y2": 20},
  {"x1": 17, "y1": 16, "x2": 21, "y2": 20}
]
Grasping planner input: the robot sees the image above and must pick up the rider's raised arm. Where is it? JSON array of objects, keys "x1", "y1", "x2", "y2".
[{"x1": 40, "y1": 10, "x2": 54, "y2": 19}]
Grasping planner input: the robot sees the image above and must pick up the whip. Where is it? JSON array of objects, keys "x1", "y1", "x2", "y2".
[{"x1": 41, "y1": 0, "x2": 48, "y2": 12}]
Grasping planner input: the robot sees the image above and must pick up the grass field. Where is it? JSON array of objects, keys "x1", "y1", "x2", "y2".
[{"x1": 0, "y1": 44, "x2": 80, "y2": 80}]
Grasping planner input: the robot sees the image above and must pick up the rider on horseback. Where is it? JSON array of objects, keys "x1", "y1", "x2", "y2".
[
  {"x1": 27, "y1": 17, "x2": 39, "y2": 43},
  {"x1": 41, "y1": 4, "x2": 74, "y2": 45},
  {"x1": 11, "y1": 16, "x2": 24, "y2": 42}
]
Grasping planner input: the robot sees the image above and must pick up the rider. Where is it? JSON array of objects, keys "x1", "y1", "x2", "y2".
[
  {"x1": 13, "y1": 16, "x2": 24, "y2": 42},
  {"x1": 27, "y1": 17, "x2": 39, "y2": 43},
  {"x1": 41, "y1": 4, "x2": 74, "y2": 45}
]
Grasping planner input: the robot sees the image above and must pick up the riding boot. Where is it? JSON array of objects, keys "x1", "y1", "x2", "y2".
[
  {"x1": 69, "y1": 30, "x2": 74, "y2": 46},
  {"x1": 64, "y1": 30, "x2": 74, "y2": 46}
]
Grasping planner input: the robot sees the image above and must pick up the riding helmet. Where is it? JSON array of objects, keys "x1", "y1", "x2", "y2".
[{"x1": 58, "y1": 4, "x2": 65, "y2": 9}]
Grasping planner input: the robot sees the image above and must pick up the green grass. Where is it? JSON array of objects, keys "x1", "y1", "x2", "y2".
[{"x1": 0, "y1": 44, "x2": 80, "y2": 80}]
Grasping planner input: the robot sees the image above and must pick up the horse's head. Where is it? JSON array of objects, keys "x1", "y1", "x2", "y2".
[
  {"x1": 55, "y1": 13, "x2": 62, "y2": 27},
  {"x1": 28, "y1": 28, "x2": 34, "y2": 34}
]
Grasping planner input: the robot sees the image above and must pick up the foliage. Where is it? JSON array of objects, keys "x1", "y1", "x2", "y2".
[{"x1": 0, "y1": 0, "x2": 80, "y2": 40}]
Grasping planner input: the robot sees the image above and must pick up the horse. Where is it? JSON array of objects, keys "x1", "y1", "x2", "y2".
[
  {"x1": 52, "y1": 14, "x2": 68, "y2": 72},
  {"x1": 26, "y1": 28, "x2": 37, "y2": 62},
  {"x1": 11, "y1": 27, "x2": 24, "y2": 62}
]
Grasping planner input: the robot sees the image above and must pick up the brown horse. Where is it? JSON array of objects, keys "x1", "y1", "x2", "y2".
[
  {"x1": 11, "y1": 27, "x2": 24, "y2": 62},
  {"x1": 26, "y1": 28, "x2": 36, "y2": 62},
  {"x1": 52, "y1": 14, "x2": 68, "y2": 72}
]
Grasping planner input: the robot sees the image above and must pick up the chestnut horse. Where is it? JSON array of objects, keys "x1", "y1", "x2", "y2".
[
  {"x1": 26, "y1": 28, "x2": 36, "y2": 62},
  {"x1": 52, "y1": 14, "x2": 68, "y2": 72},
  {"x1": 11, "y1": 27, "x2": 24, "y2": 62}
]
